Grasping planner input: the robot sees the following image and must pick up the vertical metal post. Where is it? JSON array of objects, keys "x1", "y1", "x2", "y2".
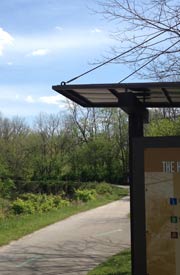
[{"x1": 129, "y1": 113, "x2": 146, "y2": 275}]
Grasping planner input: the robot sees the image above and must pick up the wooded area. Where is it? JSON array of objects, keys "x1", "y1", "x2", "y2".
[
  {"x1": 0, "y1": 103, "x2": 180, "y2": 198},
  {"x1": 0, "y1": 105, "x2": 128, "y2": 198}
]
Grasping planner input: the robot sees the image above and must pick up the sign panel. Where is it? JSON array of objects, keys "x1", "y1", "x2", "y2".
[{"x1": 144, "y1": 148, "x2": 180, "y2": 275}]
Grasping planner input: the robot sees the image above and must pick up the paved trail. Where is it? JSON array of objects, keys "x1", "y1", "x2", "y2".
[{"x1": 0, "y1": 197, "x2": 130, "y2": 275}]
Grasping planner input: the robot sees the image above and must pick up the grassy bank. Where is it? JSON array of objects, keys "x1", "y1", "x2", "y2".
[
  {"x1": 0, "y1": 186, "x2": 128, "y2": 246},
  {"x1": 88, "y1": 250, "x2": 131, "y2": 275}
]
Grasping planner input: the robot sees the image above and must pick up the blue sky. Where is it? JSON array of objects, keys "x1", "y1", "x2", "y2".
[{"x1": 0, "y1": 0, "x2": 132, "y2": 120}]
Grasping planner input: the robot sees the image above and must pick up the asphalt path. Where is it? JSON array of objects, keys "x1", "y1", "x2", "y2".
[{"x1": 0, "y1": 197, "x2": 130, "y2": 275}]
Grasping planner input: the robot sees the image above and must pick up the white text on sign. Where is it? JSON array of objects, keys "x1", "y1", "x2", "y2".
[{"x1": 162, "y1": 161, "x2": 180, "y2": 173}]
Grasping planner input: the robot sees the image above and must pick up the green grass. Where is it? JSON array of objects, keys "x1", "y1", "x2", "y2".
[
  {"x1": 87, "y1": 250, "x2": 131, "y2": 275},
  {"x1": 0, "y1": 187, "x2": 128, "y2": 246}
]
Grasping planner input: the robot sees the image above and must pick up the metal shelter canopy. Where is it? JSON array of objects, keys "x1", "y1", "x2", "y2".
[
  {"x1": 52, "y1": 81, "x2": 180, "y2": 275},
  {"x1": 52, "y1": 82, "x2": 180, "y2": 110}
]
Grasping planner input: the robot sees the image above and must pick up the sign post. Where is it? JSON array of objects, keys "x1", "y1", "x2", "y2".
[{"x1": 133, "y1": 137, "x2": 180, "y2": 275}]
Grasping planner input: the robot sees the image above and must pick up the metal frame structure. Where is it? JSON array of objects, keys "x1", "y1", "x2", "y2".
[{"x1": 52, "y1": 81, "x2": 180, "y2": 275}]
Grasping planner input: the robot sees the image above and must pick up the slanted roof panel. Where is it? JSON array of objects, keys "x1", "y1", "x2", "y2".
[{"x1": 52, "y1": 82, "x2": 180, "y2": 108}]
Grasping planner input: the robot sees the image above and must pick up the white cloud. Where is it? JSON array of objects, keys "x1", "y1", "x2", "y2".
[
  {"x1": 0, "y1": 85, "x2": 68, "y2": 118},
  {"x1": 39, "y1": 94, "x2": 63, "y2": 105},
  {"x1": 25, "y1": 95, "x2": 35, "y2": 103},
  {"x1": 91, "y1": 28, "x2": 102, "y2": 33},
  {"x1": 30, "y1": 48, "x2": 50, "y2": 56},
  {"x1": 7, "y1": 61, "x2": 13, "y2": 66},
  {"x1": 12, "y1": 29, "x2": 111, "y2": 57},
  {"x1": 55, "y1": 26, "x2": 63, "y2": 31},
  {"x1": 0, "y1": 28, "x2": 14, "y2": 55}
]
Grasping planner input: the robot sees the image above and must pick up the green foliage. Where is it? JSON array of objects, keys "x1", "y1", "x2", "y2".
[
  {"x1": 4, "y1": 183, "x2": 127, "y2": 217},
  {"x1": 0, "y1": 110, "x2": 130, "y2": 198},
  {"x1": 0, "y1": 179, "x2": 15, "y2": 199},
  {"x1": 67, "y1": 134, "x2": 127, "y2": 183},
  {"x1": 11, "y1": 193, "x2": 70, "y2": 215},
  {"x1": 145, "y1": 118, "x2": 177, "y2": 136},
  {"x1": 0, "y1": 197, "x2": 10, "y2": 219},
  {"x1": 95, "y1": 182, "x2": 113, "y2": 195},
  {"x1": 75, "y1": 189, "x2": 97, "y2": 202},
  {"x1": 88, "y1": 250, "x2": 131, "y2": 275},
  {"x1": 0, "y1": 186, "x2": 127, "y2": 246},
  {"x1": 39, "y1": 196, "x2": 55, "y2": 212},
  {"x1": 11, "y1": 198, "x2": 35, "y2": 215},
  {"x1": 12, "y1": 180, "x2": 79, "y2": 198},
  {"x1": 53, "y1": 196, "x2": 70, "y2": 208}
]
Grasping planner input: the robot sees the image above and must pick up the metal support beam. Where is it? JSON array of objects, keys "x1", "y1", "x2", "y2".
[
  {"x1": 118, "y1": 93, "x2": 149, "y2": 123},
  {"x1": 118, "y1": 93, "x2": 149, "y2": 274},
  {"x1": 129, "y1": 113, "x2": 146, "y2": 275}
]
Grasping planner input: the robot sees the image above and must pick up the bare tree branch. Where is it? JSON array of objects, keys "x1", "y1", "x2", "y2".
[{"x1": 96, "y1": 0, "x2": 180, "y2": 79}]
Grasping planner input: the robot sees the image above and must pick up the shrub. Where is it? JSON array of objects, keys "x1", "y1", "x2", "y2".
[
  {"x1": 53, "y1": 196, "x2": 70, "y2": 208},
  {"x1": 20, "y1": 193, "x2": 39, "y2": 202},
  {"x1": 11, "y1": 199, "x2": 35, "y2": 215},
  {"x1": 11, "y1": 193, "x2": 70, "y2": 215},
  {"x1": 75, "y1": 189, "x2": 97, "y2": 202},
  {"x1": 39, "y1": 196, "x2": 55, "y2": 212},
  {"x1": 95, "y1": 182, "x2": 113, "y2": 195}
]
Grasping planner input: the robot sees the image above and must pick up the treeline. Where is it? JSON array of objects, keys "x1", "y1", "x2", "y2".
[
  {"x1": 1, "y1": 104, "x2": 180, "y2": 198},
  {"x1": 0, "y1": 106, "x2": 128, "y2": 197}
]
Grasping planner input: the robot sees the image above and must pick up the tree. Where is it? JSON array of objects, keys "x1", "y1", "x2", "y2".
[
  {"x1": 97, "y1": 0, "x2": 180, "y2": 80},
  {"x1": 0, "y1": 115, "x2": 31, "y2": 180},
  {"x1": 32, "y1": 113, "x2": 64, "y2": 180},
  {"x1": 65, "y1": 106, "x2": 129, "y2": 183},
  {"x1": 145, "y1": 117, "x2": 177, "y2": 136},
  {"x1": 149, "y1": 107, "x2": 180, "y2": 120},
  {"x1": 67, "y1": 102, "x2": 102, "y2": 143},
  {"x1": 97, "y1": 108, "x2": 128, "y2": 180}
]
